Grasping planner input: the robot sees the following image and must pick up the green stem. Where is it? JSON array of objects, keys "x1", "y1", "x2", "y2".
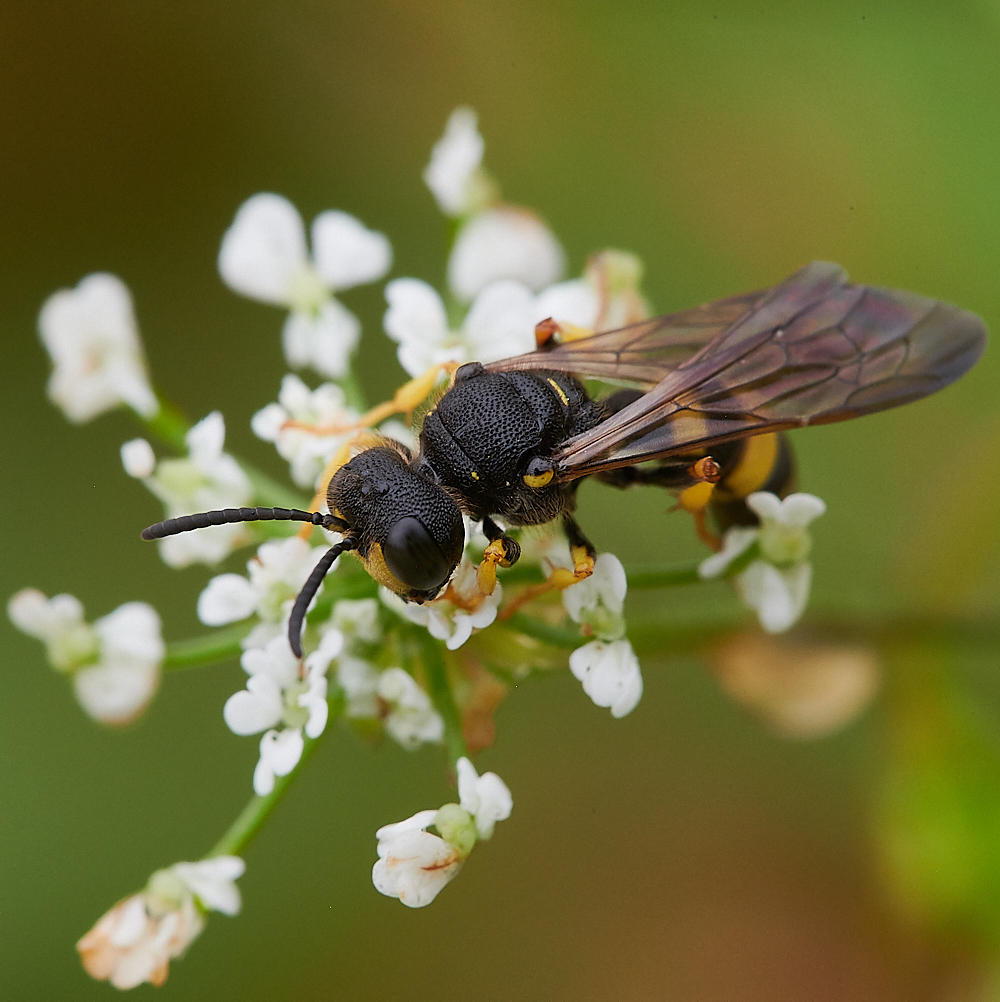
[
  {"x1": 502, "y1": 611, "x2": 583, "y2": 649},
  {"x1": 338, "y1": 371, "x2": 369, "y2": 412},
  {"x1": 625, "y1": 562, "x2": 702, "y2": 589},
  {"x1": 420, "y1": 632, "x2": 468, "y2": 767},
  {"x1": 144, "y1": 393, "x2": 191, "y2": 451},
  {"x1": 240, "y1": 462, "x2": 312, "y2": 511},
  {"x1": 206, "y1": 720, "x2": 330, "y2": 858},
  {"x1": 164, "y1": 623, "x2": 254, "y2": 669}
]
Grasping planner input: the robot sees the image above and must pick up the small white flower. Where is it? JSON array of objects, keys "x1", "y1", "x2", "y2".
[
  {"x1": 561, "y1": 551, "x2": 628, "y2": 641},
  {"x1": 372, "y1": 810, "x2": 464, "y2": 908},
  {"x1": 251, "y1": 374, "x2": 361, "y2": 489},
  {"x1": 371, "y1": 758, "x2": 512, "y2": 908},
  {"x1": 224, "y1": 634, "x2": 337, "y2": 794},
  {"x1": 38, "y1": 272, "x2": 158, "y2": 423},
  {"x1": 698, "y1": 492, "x2": 826, "y2": 634},
  {"x1": 126, "y1": 411, "x2": 254, "y2": 568},
  {"x1": 218, "y1": 193, "x2": 391, "y2": 378},
  {"x1": 569, "y1": 639, "x2": 644, "y2": 718},
  {"x1": 9, "y1": 590, "x2": 163, "y2": 725},
  {"x1": 197, "y1": 536, "x2": 333, "y2": 649},
  {"x1": 379, "y1": 558, "x2": 501, "y2": 650},
  {"x1": 376, "y1": 667, "x2": 444, "y2": 750},
  {"x1": 456, "y1": 756, "x2": 513, "y2": 839},
  {"x1": 423, "y1": 107, "x2": 494, "y2": 217},
  {"x1": 77, "y1": 857, "x2": 244, "y2": 989},
  {"x1": 448, "y1": 206, "x2": 565, "y2": 303}
]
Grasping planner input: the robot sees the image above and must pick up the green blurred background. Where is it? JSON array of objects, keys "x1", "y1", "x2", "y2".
[{"x1": 4, "y1": 1, "x2": 1000, "y2": 998}]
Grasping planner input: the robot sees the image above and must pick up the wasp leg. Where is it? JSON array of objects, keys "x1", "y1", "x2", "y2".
[
  {"x1": 284, "y1": 362, "x2": 459, "y2": 437},
  {"x1": 497, "y1": 514, "x2": 597, "y2": 620},
  {"x1": 476, "y1": 515, "x2": 521, "y2": 595}
]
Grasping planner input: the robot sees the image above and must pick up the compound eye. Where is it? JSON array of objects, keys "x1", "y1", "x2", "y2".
[
  {"x1": 522, "y1": 456, "x2": 554, "y2": 489},
  {"x1": 382, "y1": 516, "x2": 452, "y2": 592}
]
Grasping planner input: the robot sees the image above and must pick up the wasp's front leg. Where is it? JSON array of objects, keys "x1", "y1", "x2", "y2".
[{"x1": 476, "y1": 515, "x2": 521, "y2": 595}]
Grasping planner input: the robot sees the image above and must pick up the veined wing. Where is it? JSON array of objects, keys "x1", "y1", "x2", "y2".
[
  {"x1": 484, "y1": 289, "x2": 765, "y2": 388},
  {"x1": 549, "y1": 262, "x2": 987, "y2": 478}
]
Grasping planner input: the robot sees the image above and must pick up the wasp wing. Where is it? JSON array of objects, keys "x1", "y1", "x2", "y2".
[
  {"x1": 485, "y1": 288, "x2": 765, "y2": 388},
  {"x1": 544, "y1": 261, "x2": 986, "y2": 478}
]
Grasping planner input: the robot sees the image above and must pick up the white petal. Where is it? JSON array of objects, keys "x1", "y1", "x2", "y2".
[
  {"x1": 462, "y1": 280, "x2": 537, "y2": 363},
  {"x1": 73, "y1": 661, "x2": 160, "y2": 725},
  {"x1": 311, "y1": 211, "x2": 392, "y2": 291},
  {"x1": 698, "y1": 527, "x2": 759, "y2": 580},
  {"x1": 776, "y1": 492, "x2": 827, "y2": 528},
  {"x1": 456, "y1": 757, "x2": 480, "y2": 814},
  {"x1": 218, "y1": 193, "x2": 307, "y2": 305},
  {"x1": 448, "y1": 207, "x2": 565, "y2": 302},
  {"x1": 185, "y1": 411, "x2": 226, "y2": 469},
  {"x1": 470, "y1": 771, "x2": 513, "y2": 839},
  {"x1": 260, "y1": 727, "x2": 304, "y2": 776},
  {"x1": 423, "y1": 107, "x2": 485, "y2": 216},
  {"x1": 534, "y1": 279, "x2": 599, "y2": 328},
  {"x1": 8, "y1": 588, "x2": 84, "y2": 640},
  {"x1": 304, "y1": 627, "x2": 345, "y2": 673},
  {"x1": 95, "y1": 603, "x2": 165, "y2": 665},
  {"x1": 121, "y1": 439, "x2": 156, "y2": 478},
  {"x1": 197, "y1": 574, "x2": 258, "y2": 626},
  {"x1": 282, "y1": 300, "x2": 360, "y2": 379},
  {"x1": 158, "y1": 524, "x2": 246, "y2": 569},
  {"x1": 173, "y1": 858, "x2": 244, "y2": 916},
  {"x1": 375, "y1": 810, "x2": 439, "y2": 843},
  {"x1": 223, "y1": 674, "x2": 284, "y2": 735},
  {"x1": 734, "y1": 561, "x2": 804, "y2": 634},
  {"x1": 250, "y1": 402, "x2": 286, "y2": 443},
  {"x1": 569, "y1": 639, "x2": 644, "y2": 718},
  {"x1": 372, "y1": 830, "x2": 462, "y2": 907},
  {"x1": 383, "y1": 278, "x2": 450, "y2": 355}
]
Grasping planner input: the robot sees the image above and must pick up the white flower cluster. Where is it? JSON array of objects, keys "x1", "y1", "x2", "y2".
[
  {"x1": 197, "y1": 535, "x2": 333, "y2": 649},
  {"x1": 77, "y1": 856, "x2": 244, "y2": 990},
  {"x1": 373, "y1": 756, "x2": 512, "y2": 907},
  {"x1": 250, "y1": 373, "x2": 360, "y2": 489},
  {"x1": 383, "y1": 109, "x2": 650, "y2": 378},
  {"x1": 121, "y1": 411, "x2": 254, "y2": 568},
  {"x1": 219, "y1": 193, "x2": 391, "y2": 379},
  {"x1": 8, "y1": 589, "x2": 163, "y2": 725},
  {"x1": 698, "y1": 492, "x2": 826, "y2": 633},
  {"x1": 380, "y1": 557, "x2": 502, "y2": 651}
]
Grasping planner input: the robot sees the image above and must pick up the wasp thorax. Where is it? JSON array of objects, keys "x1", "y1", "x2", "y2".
[{"x1": 328, "y1": 444, "x2": 465, "y2": 601}]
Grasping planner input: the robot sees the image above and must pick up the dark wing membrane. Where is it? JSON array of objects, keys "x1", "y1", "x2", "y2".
[
  {"x1": 551, "y1": 261, "x2": 987, "y2": 478},
  {"x1": 485, "y1": 288, "x2": 766, "y2": 388}
]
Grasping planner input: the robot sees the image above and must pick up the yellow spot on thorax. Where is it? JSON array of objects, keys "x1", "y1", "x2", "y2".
[{"x1": 546, "y1": 378, "x2": 570, "y2": 407}]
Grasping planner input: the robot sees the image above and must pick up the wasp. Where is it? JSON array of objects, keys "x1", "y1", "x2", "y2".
[{"x1": 141, "y1": 261, "x2": 987, "y2": 656}]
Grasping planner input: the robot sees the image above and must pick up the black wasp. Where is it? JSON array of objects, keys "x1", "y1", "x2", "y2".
[{"x1": 142, "y1": 261, "x2": 987, "y2": 656}]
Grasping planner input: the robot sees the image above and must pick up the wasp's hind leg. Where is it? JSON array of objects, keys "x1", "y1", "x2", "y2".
[
  {"x1": 560, "y1": 513, "x2": 596, "y2": 581},
  {"x1": 476, "y1": 515, "x2": 522, "y2": 595}
]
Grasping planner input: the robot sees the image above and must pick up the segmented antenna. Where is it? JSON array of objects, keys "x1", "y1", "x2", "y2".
[
  {"x1": 141, "y1": 507, "x2": 339, "y2": 540},
  {"x1": 288, "y1": 536, "x2": 360, "y2": 658}
]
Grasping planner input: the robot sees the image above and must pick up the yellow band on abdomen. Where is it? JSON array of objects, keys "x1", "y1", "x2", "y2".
[{"x1": 719, "y1": 432, "x2": 779, "y2": 500}]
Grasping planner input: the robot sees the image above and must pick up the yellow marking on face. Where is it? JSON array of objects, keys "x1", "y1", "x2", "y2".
[
  {"x1": 361, "y1": 542, "x2": 410, "y2": 595},
  {"x1": 678, "y1": 480, "x2": 715, "y2": 513},
  {"x1": 523, "y1": 469, "x2": 554, "y2": 489},
  {"x1": 546, "y1": 378, "x2": 570, "y2": 407},
  {"x1": 720, "y1": 433, "x2": 779, "y2": 500}
]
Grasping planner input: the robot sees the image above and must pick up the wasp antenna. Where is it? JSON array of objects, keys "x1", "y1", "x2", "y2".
[
  {"x1": 140, "y1": 507, "x2": 335, "y2": 540},
  {"x1": 288, "y1": 536, "x2": 359, "y2": 658}
]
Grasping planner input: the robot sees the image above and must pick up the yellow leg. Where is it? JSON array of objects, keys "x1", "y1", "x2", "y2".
[
  {"x1": 284, "y1": 362, "x2": 458, "y2": 437},
  {"x1": 676, "y1": 481, "x2": 721, "y2": 551},
  {"x1": 496, "y1": 545, "x2": 595, "y2": 620}
]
